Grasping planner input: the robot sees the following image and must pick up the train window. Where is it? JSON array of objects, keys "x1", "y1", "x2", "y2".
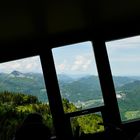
[
  {"x1": 70, "y1": 112, "x2": 104, "y2": 136},
  {"x1": 0, "y1": 56, "x2": 55, "y2": 140},
  {"x1": 106, "y1": 35, "x2": 140, "y2": 122},
  {"x1": 52, "y1": 41, "x2": 104, "y2": 113}
]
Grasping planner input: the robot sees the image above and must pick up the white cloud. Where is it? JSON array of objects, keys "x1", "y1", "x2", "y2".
[
  {"x1": 83, "y1": 59, "x2": 92, "y2": 70},
  {"x1": 56, "y1": 60, "x2": 68, "y2": 72},
  {"x1": 71, "y1": 55, "x2": 92, "y2": 71},
  {"x1": 54, "y1": 54, "x2": 94, "y2": 74},
  {"x1": 0, "y1": 56, "x2": 42, "y2": 73}
]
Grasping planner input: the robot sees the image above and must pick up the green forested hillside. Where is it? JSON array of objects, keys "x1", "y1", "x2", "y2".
[
  {"x1": 0, "y1": 71, "x2": 48, "y2": 102},
  {"x1": 112, "y1": 76, "x2": 134, "y2": 87},
  {"x1": 59, "y1": 76, "x2": 102, "y2": 102},
  {"x1": 0, "y1": 92, "x2": 104, "y2": 140},
  {"x1": 0, "y1": 91, "x2": 53, "y2": 140},
  {"x1": 1, "y1": 71, "x2": 140, "y2": 123},
  {"x1": 116, "y1": 80, "x2": 140, "y2": 121}
]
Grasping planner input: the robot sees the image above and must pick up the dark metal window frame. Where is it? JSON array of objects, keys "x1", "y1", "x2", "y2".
[
  {"x1": 43, "y1": 39, "x2": 122, "y2": 139},
  {"x1": 0, "y1": 38, "x2": 122, "y2": 140}
]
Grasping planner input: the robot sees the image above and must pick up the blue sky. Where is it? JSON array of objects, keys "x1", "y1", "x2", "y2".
[
  {"x1": 106, "y1": 35, "x2": 140, "y2": 76},
  {"x1": 0, "y1": 35, "x2": 140, "y2": 76},
  {"x1": 0, "y1": 56, "x2": 43, "y2": 73},
  {"x1": 52, "y1": 41, "x2": 98, "y2": 75},
  {"x1": 0, "y1": 42, "x2": 97, "y2": 75}
]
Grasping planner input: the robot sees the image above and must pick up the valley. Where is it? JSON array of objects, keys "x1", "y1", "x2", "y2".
[{"x1": 0, "y1": 70, "x2": 140, "y2": 121}]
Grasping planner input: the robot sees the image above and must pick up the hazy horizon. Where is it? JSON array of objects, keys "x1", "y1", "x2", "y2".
[
  {"x1": 0, "y1": 56, "x2": 43, "y2": 74},
  {"x1": 1, "y1": 69, "x2": 140, "y2": 78},
  {"x1": 0, "y1": 35, "x2": 140, "y2": 76}
]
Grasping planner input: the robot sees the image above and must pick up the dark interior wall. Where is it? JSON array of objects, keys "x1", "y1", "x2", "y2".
[
  {"x1": 1, "y1": 0, "x2": 140, "y2": 43},
  {"x1": 47, "y1": 0, "x2": 140, "y2": 41},
  {"x1": 95, "y1": 0, "x2": 140, "y2": 40},
  {"x1": 96, "y1": 0, "x2": 140, "y2": 23},
  {"x1": 0, "y1": 0, "x2": 34, "y2": 41},
  {"x1": 47, "y1": 0, "x2": 87, "y2": 34}
]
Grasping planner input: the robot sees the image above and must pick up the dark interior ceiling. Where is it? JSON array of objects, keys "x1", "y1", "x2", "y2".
[{"x1": 1, "y1": 0, "x2": 140, "y2": 45}]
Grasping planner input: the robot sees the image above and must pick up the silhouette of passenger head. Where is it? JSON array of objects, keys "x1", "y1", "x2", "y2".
[
  {"x1": 23, "y1": 112, "x2": 43, "y2": 124},
  {"x1": 14, "y1": 112, "x2": 51, "y2": 140}
]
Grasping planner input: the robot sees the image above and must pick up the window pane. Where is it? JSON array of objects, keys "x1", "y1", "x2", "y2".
[
  {"x1": 52, "y1": 41, "x2": 104, "y2": 113},
  {"x1": 70, "y1": 112, "x2": 104, "y2": 136},
  {"x1": 106, "y1": 35, "x2": 140, "y2": 121},
  {"x1": 0, "y1": 56, "x2": 55, "y2": 140}
]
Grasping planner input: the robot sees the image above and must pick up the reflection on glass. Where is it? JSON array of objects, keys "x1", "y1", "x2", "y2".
[
  {"x1": 52, "y1": 41, "x2": 104, "y2": 113},
  {"x1": 106, "y1": 35, "x2": 140, "y2": 121},
  {"x1": 0, "y1": 56, "x2": 55, "y2": 140},
  {"x1": 70, "y1": 112, "x2": 104, "y2": 136}
]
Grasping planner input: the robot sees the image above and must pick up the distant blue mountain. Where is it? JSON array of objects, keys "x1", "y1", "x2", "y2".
[
  {"x1": 1, "y1": 71, "x2": 140, "y2": 120},
  {"x1": 0, "y1": 71, "x2": 48, "y2": 102},
  {"x1": 57, "y1": 74, "x2": 74, "y2": 84}
]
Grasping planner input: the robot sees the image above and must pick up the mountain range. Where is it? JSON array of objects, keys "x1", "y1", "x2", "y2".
[
  {"x1": 0, "y1": 70, "x2": 139, "y2": 102},
  {"x1": 0, "y1": 70, "x2": 140, "y2": 120},
  {"x1": 0, "y1": 70, "x2": 48, "y2": 102}
]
